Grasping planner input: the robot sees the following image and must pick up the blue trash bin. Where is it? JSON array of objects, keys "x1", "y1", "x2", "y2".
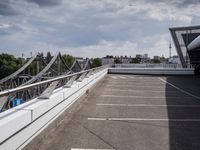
[{"x1": 12, "y1": 98, "x2": 24, "y2": 107}]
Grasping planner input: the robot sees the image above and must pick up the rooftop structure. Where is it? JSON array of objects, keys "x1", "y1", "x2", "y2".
[
  {"x1": 0, "y1": 59, "x2": 197, "y2": 150},
  {"x1": 170, "y1": 25, "x2": 200, "y2": 67},
  {"x1": 168, "y1": 55, "x2": 181, "y2": 64},
  {"x1": 102, "y1": 56, "x2": 114, "y2": 65},
  {"x1": 24, "y1": 74, "x2": 200, "y2": 150}
]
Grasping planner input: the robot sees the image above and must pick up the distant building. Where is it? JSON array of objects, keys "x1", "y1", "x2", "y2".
[
  {"x1": 153, "y1": 56, "x2": 160, "y2": 60},
  {"x1": 143, "y1": 54, "x2": 148, "y2": 58},
  {"x1": 120, "y1": 56, "x2": 132, "y2": 64},
  {"x1": 168, "y1": 56, "x2": 181, "y2": 64},
  {"x1": 141, "y1": 54, "x2": 150, "y2": 63},
  {"x1": 76, "y1": 57, "x2": 84, "y2": 61},
  {"x1": 135, "y1": 54, "x2": 150, "y2": 63},
  {"x1": 102, "y1": 55, "x2": 114, "y2": 65},
  {"x1": 160, "y1": 57, "x2": 166, "y2": 63},
  {"x1": 136, "y1": 54, "x2": 142, "y2": 59}
]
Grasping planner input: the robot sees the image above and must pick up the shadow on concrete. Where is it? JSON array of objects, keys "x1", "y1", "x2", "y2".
[{"x1": 166, "y1": 76, "x2": 200, "y2": 150}]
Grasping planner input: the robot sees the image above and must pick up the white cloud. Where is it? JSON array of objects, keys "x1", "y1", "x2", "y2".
[
  {"x1": 64, "y1": 40, "x2": 138, "y2": 57},
  {"x1": 0, "y1": 23, "x2": 11, "y2": 29},
  {"x1": 0, "y1": 0, "x2": 200, "y2": 58}
]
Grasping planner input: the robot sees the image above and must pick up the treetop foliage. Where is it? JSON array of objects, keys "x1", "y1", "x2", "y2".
[
  {"x1": 91, "y1": 58, "x2": 102, "y2": 68},
  {"x1": 0, "y1": 53, "x2": 24, "y2": 79}
]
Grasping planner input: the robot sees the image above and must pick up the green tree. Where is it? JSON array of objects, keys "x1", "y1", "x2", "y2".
[
  {"x1": 16, "y1": 57, "x2": 25, "y2": 66},
  {"x1": 62, "y1": 54, "x2": 75, "y2": 68},
  {"x1": 46, "y1": 51, "x2": 52, "y2": 63},
  {"x1": 131, "y1": 58, "x2": 141, "y2": 63},
  {"x1": 92, "y1": 58, "x2": 102, "y2": 68},
  {"x1": 0, "y1": 53, "x2": 22, "y2": 79},
  {"x1": 152, "y1": 59, "x2": 161, "y2": 63},
  {"x1": 40, "y1": 52, "x2": 44, "y2": 59}
]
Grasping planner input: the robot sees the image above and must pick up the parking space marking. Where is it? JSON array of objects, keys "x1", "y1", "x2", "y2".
[
  {"x1": 101, "y1": 95, "x2": 192, "y2": 99},
  {"x1": 110, "y1": 76, "x2": 118, "y2": 79},
  {"x1": 105, "y1": 85, "x2": 166, "y2": 88},
  {"x1": 96, "y1": 104, "x2": 200, "y2": 107},
  {"x1": 119, "y1": 76, "x2": 126, "y2": 79},
  {"x1": 106, "y1": 83, "x2": 165, "y2": 86},
  {"x1": 104, "y1": 89, "x2": 174, "y2": 93},
  {"x1": 107, "y1": 80, "x2": 163, "y2": 82},
  {"x1": 71, "y1": 148, "x2": 115, "y2": 150},
  {"x1": 88, "y1": 118, "x2": 200, "y2": 122},
  {"x1": 158, "y1": 77, "x2": 200, "y2": 100},
  {"x1": 135, "y1": 77, "x2": 161, "y2": 80},
  {"x1": 97, "y1": 104, "x2": 126, "y2": 106},
  {"x1": 107, "y1": 80, "x2": 161, "y2": 82}
]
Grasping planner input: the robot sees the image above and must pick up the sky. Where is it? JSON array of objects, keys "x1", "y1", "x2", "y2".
[{"x1": 0, "y1": 0, "x2": 200, "y2": 58}]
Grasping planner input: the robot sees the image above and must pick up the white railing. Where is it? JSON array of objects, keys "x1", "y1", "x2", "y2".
[
  {"x1": 0, "y1": 65, "x2": 109, "y2": 112},
  {"x1": 113, "y1": 63, "x2": 194, "y2": 69},
  {"x1": 0, "y1": 66, "x2": 108, "y2": 150}
]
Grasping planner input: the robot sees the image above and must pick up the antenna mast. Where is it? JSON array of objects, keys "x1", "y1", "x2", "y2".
[{"x1": 169, "y1": 40, "x2": 172, "y2": 58}]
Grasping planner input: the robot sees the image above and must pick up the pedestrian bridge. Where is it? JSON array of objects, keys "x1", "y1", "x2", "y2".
[{"x1": 0, "y1": 66, "x2": 200, "y2": 150}]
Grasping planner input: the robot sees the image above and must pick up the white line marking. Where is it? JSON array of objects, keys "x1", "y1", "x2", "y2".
[
  {"x1": 158, "y1": 77, "x2": 200, "y2": 100},
  {"x1": 96, "y1": 104, "x2": 200, "y2": 107},
  {"x1": 101, "y1": 95, "x2": 192, "y2": 99},
  {"x1": 129, "y1": 76, "x2": 135, "y2": 79},
  {"x1": 105, "y1": 89, "x2": 173, "y2": 93},
  {"x1": 88, "y1": 118, "x2": 107, "y2": 121},
  {"x1": 119, "y1": 76, "x2": 126, "y2": 79},
  {"x1": 88, "y1": 118, "x2": 200, "y2": 122},
  {"x1": 71, "y1": 149, "x2": 115, "y2": 150},
  {"x1": 97, "y1": 104, "x2": 127, "y2": 106},
  {"x1": 106, "y1": 83, "x2": 166, "y2": 86},
  {"x1": 108, "y1": 80, "x2": 161, "y2": 82},
  {"x1": 110, "y1": 76, "x2": 117, "y2": 79},
  {"x1": 106, "y1": 85, "x2": 166, "y2": 88},
  {"x1": 107, "y1": 81, "x2": 164, "y2": 83},
  {"x1": 137, "y1": 77, "x2": 158, "y2": 79}
]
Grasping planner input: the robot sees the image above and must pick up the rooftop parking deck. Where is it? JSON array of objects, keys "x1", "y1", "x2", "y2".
[{"x1": 24, "y1": 74, "x2": 200, "y2": 150}]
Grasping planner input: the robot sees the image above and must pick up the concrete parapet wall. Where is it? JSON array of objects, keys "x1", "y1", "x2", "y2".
[
  {"x1": 108, "y1": 68, "x2": 194, "y2": 75},
  {"x1": 0, "y1": 68, "x2": 108, "y2": 150}
]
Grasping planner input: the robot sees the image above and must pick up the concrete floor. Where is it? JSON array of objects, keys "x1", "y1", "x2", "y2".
[{"x1": 24, "y1": 74, "x2": 200, "y2": 150}]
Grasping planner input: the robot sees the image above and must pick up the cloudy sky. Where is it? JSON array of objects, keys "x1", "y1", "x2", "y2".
[{"x1": 0, "y1": 0, "x2": 200, "y2": 58}]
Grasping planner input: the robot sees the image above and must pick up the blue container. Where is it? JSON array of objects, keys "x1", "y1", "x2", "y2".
[{"x1": 12, "y1": 98, "x2": 24, "y2": 107}]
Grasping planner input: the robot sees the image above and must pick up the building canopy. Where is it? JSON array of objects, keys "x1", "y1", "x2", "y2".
[{"x1": 170, "y1": 25, "x2": 200, "y2": 67}]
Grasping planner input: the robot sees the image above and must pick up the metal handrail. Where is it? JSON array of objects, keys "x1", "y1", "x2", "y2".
[
  {"x1": 0, "y1": 65, "x2": 107, "y2": 97},
  {"x1": 113, "y1": 63, "x2": 194, "y2": 69}
]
